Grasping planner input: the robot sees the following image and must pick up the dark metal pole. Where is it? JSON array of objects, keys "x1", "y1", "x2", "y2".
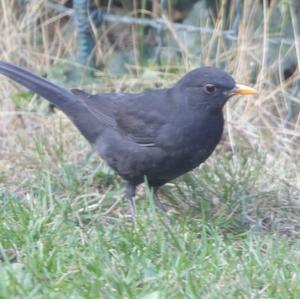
[{"x1": 73, "y1": 0, "x2": 95, "y2": 78}]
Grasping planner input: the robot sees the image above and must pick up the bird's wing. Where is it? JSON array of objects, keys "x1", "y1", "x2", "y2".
[
  {"x1": 71, "y1": 89, "x2": 168, "y2": 147},
  {"x1": 71, "y1": 89, "x2": 117, "y2": 129}
]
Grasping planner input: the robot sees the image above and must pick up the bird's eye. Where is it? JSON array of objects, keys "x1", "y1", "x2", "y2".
[{"x1": 203, "y1": 84, "x2": 217, "y2": 94}]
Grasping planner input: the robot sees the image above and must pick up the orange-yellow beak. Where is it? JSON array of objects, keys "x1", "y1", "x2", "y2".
[{"x1": 234, "y1": 84, "x2": 257, "y2": 95}]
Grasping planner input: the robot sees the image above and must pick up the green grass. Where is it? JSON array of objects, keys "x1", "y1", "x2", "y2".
[
  {"x1": 1, "y1": 188, "x2": 300, "y2": 299},
  {"x1": 1, "y1": 132, "x2": 300, "y2": 298}
]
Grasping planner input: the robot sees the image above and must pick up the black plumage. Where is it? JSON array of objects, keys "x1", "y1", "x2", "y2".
[{"x1": 0, "y1": 61, "x2": 256, "y2": 215}]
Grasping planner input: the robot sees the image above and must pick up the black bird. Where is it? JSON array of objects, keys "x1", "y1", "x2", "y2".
[{"x1": 0, "y1": 61, "x2": 256, "y2": 215}]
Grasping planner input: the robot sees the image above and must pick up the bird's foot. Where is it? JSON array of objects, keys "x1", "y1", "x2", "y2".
[
  {"x1": 125, "y1": 182, "x2": 137, "y2": 221},
  {"x1": 153, "y1": 192, "x2": 168, "y2": 213},
  {"x1": 128, "y1": 196, "x2": 136, "y2": 221}
]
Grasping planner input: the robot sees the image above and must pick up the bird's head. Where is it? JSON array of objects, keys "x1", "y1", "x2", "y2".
[{"x1": 175, "y1": 67, "x2": 256, "y2": 111}]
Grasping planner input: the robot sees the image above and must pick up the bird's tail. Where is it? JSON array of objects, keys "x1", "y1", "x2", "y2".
[
  {"x1": 0, "y1": 61, "x2": 102, "y2": 143},
  {"x1": 0, "y1": 61, "x2": 76, "y2": 111}
]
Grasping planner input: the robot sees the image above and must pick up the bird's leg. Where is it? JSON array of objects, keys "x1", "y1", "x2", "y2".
[
  {"x1": 125, "y1": 182, "x2": 136, "y2": 219},
  {"x1": 153, "y1": 187, "x2": 167, "y2": 212}
]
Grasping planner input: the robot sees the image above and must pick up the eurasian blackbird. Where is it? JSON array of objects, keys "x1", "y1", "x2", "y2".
[{"x1": 0, "y1": 61, "x2": 256, "y2": 215}]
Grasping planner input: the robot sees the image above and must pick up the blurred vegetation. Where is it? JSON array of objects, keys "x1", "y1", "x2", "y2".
[{"x1": 5, "y1": 0, "x2": 300, "y2": 121}]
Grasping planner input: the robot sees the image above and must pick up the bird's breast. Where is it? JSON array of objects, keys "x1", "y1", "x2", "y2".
[
  {"x1": 160, "y1": 112, "x2": 224, "y2": 153},
  {"x1": 160, "y1": 112, "x2": 224, "y2": 171}
]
